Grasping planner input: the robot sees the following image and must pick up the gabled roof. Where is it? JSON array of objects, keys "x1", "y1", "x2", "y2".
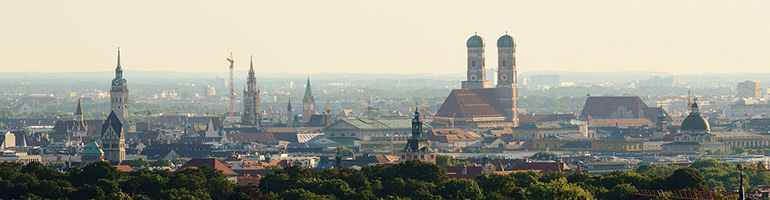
[
  {"x1": 326, "y1": 118, "x2": 413, "y2": 131},
  {"x1": 225, "y1": 132, "x2": 276, "y2": 143},
  {"x1": 101, "y1": 111, "x2": 123, "y2": 137},
  {"x1": 580, "y1": 96, "x2": 647, "y2": 118},
  {"x1": 180, "y1": 158, "x2": 238, "y2": 176},
  {"x1": 425, "y1": 128, "x2": 481, "y2": 143},
  {"x1": 82, "y1": 140, "x2": 103, "y2": 155},
  {"x1": 436, "y1": 88, "x2": 505, "y2": 119}
]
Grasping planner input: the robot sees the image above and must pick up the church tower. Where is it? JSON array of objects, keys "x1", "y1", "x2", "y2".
[
  {"x1": 101, "y1": 111, "x2": 125, "y2": 164},
  {"x1": 110, "y1": 48, "x2": 131, "y2": 132},
  {"x1": 462, "y1": 33, "x2": 490, "y2": 89},
  {"x1": 241, "y1": 56, "x2": 260, "y2": 126},
  {"x1": 287, "y1": 99, "x2": 293, "y2": 127},
  {"x1": 495, "y1": 33, "x2": 519, "y2": 126},
  {"x1": 302, "y1": 77, "x2": 316, "y2": 123}
]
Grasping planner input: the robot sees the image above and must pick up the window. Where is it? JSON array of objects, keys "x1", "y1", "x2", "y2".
[
  {"x1": 502, "y1": 60, "x2": 507, "y2": 66},
  {"x1": 471, "y1": 60, "x2": 476, "y2": 68}
]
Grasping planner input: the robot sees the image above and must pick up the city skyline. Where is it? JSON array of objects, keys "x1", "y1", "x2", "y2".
[{"x1": 1, "y1": 0, "x2": 769, "y2": 74}]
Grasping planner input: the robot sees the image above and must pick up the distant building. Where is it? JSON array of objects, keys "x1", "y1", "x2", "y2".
[
  {"x1": 580, "y1": 96, "x2": 669, "y2": 125},
  {"x1": 81, "y1": 140, "x2": 104, "y2": 165},
  {"x1": 738, "y1": 81, "x2": 763, "y2": 99},
  {"x1": 110, "y1": 48, "x2": 134, "y2": 133},
  {"x1": 661, "y1": 103, "x2": 728, "y2": 154},
  {"x1": 399, "y1": 110, "x2": 435, "y2": 163},
  {"x1": 241, "y1": 56, "x2": 261, "y2": 126},
  {"x1": 302, "y1": 78, "x2": 317, "y2": 123},
  {"x1": 101, "y1": 111, "x2": 126, "y2": 164},
  {"x1": 529, "y1": 75, "x2": 560, "y2": 89},
  {"x1": 514, "y1": 121, "x2": 589, "y2": 140},
  {"x1": 434, "y1": 33, "x2": 520, "y2": 128}
]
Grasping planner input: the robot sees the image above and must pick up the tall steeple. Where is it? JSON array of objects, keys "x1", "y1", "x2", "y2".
[
  {"x1": 110, "y1": 47, "x2": 131, "y2": 133},
  {"x1": 241, "y1": 55, "x2": 259, "y2": 126},
  {"x1": 116, "y1": 47, "x2": 123, "y2": 78},
  {"x1": 287, "y1": 99, "x2": 293, "y2": 127},
  {"x1": 302, "y1": 77, "x2": 316, "y2": 123}
]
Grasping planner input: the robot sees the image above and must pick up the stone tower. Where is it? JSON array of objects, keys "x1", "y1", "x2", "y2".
[
  {"x1": 302, "y1": 77, "x2": 316, "y2": 123},
  {"x1": 101, "y1": 111, "x2": 125, "y2": 164},
  {"x1": 241, "y1": 56, "x2": 260, "y2": 126},
  {"x1": 287, "y1": 99, "x2": 293, "y2": 127},
  {"x1": 110, "y1": 48, "x2": 131, "y2": 132},
  {"x1": 462, "y1": 34, "x2": 489, "y2": 89},
  {"x1": 399, "y1": 108, "x2": 435, "y2": 163},
  {"x1": 495, "y1": 34, "x2": 519, "y2": 126}
]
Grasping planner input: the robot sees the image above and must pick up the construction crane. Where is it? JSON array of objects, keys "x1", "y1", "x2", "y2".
[{"x1": 226, "y1": 53, "x2": 235, "y2": 119}]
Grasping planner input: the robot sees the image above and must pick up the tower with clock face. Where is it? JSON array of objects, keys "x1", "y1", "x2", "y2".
[
  {"x1": 495, "y1": 34, "x2": 519, "y2": 126},
  {"x1": 241, "y1": 56, "x2": 260, "y2": 126},
  {"x1": 302, "y1": 77, "x2": 316, "y2": 123},
  {"x1": 110, "y1": 48, "x2": 131, "y2": 132},
  {"x1": 462, "y1": 33, "x2": 490, "y2": 89}
]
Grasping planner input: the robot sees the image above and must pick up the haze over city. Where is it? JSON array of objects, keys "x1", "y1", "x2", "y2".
[
  {"x1": 2, "y1": 0, "x2": 769, "y2": 74},
  {"x1": 5, "y1": 1, "x2": 770, "y2": 200}
]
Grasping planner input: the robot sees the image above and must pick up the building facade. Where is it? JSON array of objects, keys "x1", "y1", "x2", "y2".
[
  {"x1": 110, "y1": 48, "x2": 132, "y2": 133},
  {"x1": 738, "y1": 81, "x2": 763, "y2": 99},
  {"x1": 101, "y1": 111, "x2": 126, "y2": 163},
  {"x1": 302, "y1": 78, "x2": 316, "y2": 123},
  {"x1": 435, "y1": 33, "x2": 520, "y2": 128},
  {"x1": 241, "y1": 56, "x2": 260, "y2": 126}
]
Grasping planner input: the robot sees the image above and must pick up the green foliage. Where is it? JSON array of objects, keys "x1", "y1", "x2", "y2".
[{"x1": 1, "y1": 159, "x2": 763, "y2": 200}]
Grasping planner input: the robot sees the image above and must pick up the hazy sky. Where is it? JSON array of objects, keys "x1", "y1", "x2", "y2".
[{"x1": 1, "y1": 0, "x2": 769, "y2": 75}]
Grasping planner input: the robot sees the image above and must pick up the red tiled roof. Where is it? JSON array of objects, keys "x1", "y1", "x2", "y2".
[
  {"x1": 180, "y1": 158, "x2": 238, "y2": 176},
  {"x1": 426, "y1": 128, "x2": 481, "y2": 143},
  {"x1": 580, "y1": 96, "x2": 670, "y2": 124},
  {"x1": 511, "y1": 161, "x2": 571, "y2": 173},
  {"x1": 114, "y1": 165, "x2": 134, "y2": 173},
  {"x1": 436, "y1": 89, "x2": 504, "y2": 119}
]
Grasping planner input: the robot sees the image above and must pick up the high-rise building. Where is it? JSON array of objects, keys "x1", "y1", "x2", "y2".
[
  {"x1": 302, "y1": 77, "x2": 316, "y2": 123},
  {"x1": 241, "y1": 56, "x2": 260, "y2": 126},
  {"x1": 101, "y1": 111, "x2": 125, "y2": 164},
  {"x1": 737, "y1": 81, "x2": 763, "y2": 99},
  {"x1": 110, "y1": 48, "x2": 132, "y2": 133}
]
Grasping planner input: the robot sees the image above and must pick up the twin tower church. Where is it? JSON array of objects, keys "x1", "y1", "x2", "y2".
[{"x1": 435, "y1": 33, "x2": 521, "y2": 128}]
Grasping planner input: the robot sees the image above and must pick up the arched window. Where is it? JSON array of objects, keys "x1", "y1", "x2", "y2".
[
  {"x1": 471, "y1": 60, "x2": 476, "y2": 68},
  {"x1": 502, "y1": 60, "x2": 507, "y2": 66}
]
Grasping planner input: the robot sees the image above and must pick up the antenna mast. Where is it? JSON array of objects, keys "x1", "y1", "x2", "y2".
[{"x1": 227, "y1": 53, "x2": 235, "y2": 119}]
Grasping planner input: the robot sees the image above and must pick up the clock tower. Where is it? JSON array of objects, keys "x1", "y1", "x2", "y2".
[
  {"x1": 110, "y1": 48, "x2": 131, "y2": 132},
  {"x1": 302, "y1": 77, "x2": 316, "y2": 123}
]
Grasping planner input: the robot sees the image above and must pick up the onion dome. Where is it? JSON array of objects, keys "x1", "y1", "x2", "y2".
[
  {"x1": 466, "y1": 34, "x2": 485, "y2": 48},
  {"x1": 497, "y1": 34, "x2": 515, "y2": 47},
  {"x1": 680, "y1": 102, "x2": 710, "y2": 132}
]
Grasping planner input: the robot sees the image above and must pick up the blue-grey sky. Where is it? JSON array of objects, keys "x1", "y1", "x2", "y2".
[{"x1": 1, "y1": 0, "x2": 769, "y2": 74}]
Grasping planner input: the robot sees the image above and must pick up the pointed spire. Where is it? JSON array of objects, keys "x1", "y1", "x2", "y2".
[
  {"x1": 304, "y1": 77, "x2": 313, "y2": 99},
  {"x1": 116, "y1": 47, "x2": 122, "y2": 72},
  {"x1": 249, "y1": 55, "x2": 254, "y2": 73},
  {"x1": 287, "y1": 99, "x2": 292, "y2": 110},
  {"x1": 75, "y1": 98, "x2": 83, "y2": 115}
]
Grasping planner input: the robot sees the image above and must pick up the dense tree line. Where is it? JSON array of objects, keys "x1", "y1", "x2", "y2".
[{"x1": 1, "y1": 159, "x2": 765, "y2": 199}]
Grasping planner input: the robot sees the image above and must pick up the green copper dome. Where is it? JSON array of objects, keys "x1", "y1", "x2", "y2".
[
  {"x1": 680, "y1": 103, "x2": 710, "y2": 132},
  {"x1": 466, "y1": 35, "x2": 485, "y2": 48},
  {"x1": 82, "y1": 140, "x2": 104, "y2": 155},
  {"x1": 497, "y1": 34, "x2": 515, "y2": 47}
]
